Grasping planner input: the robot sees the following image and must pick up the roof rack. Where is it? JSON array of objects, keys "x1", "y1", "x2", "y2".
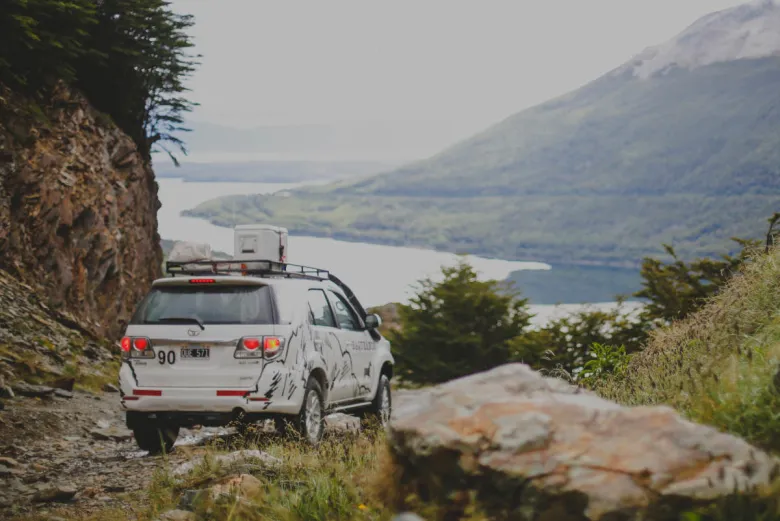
[
  {"x1": 164, "y1": 259, "x2": 368, "y2": 320},
  {"x1": 165, "y1": 259, "x2": 330, "y2": 281}
]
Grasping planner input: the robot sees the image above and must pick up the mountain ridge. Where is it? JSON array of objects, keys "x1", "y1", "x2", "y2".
[
  {"x1": 614, "y1": 0, "x2": 780, "y2": 79},
  {"x1": 186, "y1": 1, "x2": 780, "y2": 267}
]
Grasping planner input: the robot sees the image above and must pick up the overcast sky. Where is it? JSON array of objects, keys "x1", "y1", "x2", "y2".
[{"x1": 169, "y1": 0, "x2": 747, "y2": 160}]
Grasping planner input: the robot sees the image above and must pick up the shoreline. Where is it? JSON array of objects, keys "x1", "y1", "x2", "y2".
[{"x1": 181, "y1": 210, "x2": 642, "y2": 270}]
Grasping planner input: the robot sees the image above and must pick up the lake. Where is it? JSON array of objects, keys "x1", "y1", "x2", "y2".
[{"x1": 157, "y1": 178, "x2": 641, "y2": 326}]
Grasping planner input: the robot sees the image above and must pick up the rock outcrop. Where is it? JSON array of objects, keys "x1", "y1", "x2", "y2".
[
  {"x1": 387, "y1": 364, "x2": 780, "y2": 521},
  {"x1": 0, "y1": 83, "x2": 162, "y2": 338}
]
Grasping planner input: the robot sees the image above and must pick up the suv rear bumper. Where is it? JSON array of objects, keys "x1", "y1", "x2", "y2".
[
  {"x1": 119, "y1": 369, "x2": 301, "y2": 417},
  {"x1": 125, "y1": 410, "x2": 278, "y2": 429}
]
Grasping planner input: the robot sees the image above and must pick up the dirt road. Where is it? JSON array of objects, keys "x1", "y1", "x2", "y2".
[{"x1": 0, "y1": 387, "x2": 416, "y2": 519}]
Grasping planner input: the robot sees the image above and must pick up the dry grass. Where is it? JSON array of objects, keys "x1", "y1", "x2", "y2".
[
  {"x1": 595, "y1": 248, "x2": 780, "y2": 452},
  {"x1": 30, "y1": 427, "x2": 393, "y2": 521}
]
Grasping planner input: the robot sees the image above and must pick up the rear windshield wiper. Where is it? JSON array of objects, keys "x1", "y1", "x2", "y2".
[{"x1": 156, "y1": 316, "x2": 205, "y2": 330}]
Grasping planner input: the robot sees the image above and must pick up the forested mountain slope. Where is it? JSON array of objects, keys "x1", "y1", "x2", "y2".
[{"x1": 188, "y1": 1, "x2": 780, "y2": 266}]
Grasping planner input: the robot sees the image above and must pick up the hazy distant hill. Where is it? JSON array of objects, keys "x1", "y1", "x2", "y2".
[
  {"x1": 155, "y1": 159, "x2": 395, "y2": 183},
  {"x1": 186, "y1": 1, "x2": 780, "y2": 267},
  {"x1": 178, "y1": 120, "x2": 469, "y2": 163}
]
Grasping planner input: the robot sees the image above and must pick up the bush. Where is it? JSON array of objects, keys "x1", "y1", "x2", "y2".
[
  {"x1": 577, "y1": 343, "x2": 631, "y2": 387},
  {"x1": 389, "y1": 259, "x2": 533, "y2": 385},
  {"x1": 634, "y1": 239, "x2": 758, "y2": 324},
  {"x1": 511, "y1": 303, "x2": 648, "y2": 379}
]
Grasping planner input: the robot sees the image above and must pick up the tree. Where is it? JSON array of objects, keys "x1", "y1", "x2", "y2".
[
  {"x1": 634, "y1": 239, "x2": 759, "y2": 324},
  {"x1": 389, "y1": 260, "x2": 533, "y2": 385},
  {"x1": 77, "y1": 0, "x2": 199, "y2": 163},
  {"x1": 0, "y1": 0, "x2": 96, "y2": 90},
  {"x1": 0, "y1": 0, "x2": 198, "y2": 163}
]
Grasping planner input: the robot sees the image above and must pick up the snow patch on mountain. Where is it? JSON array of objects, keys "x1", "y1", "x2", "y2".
[{"x1": 617, "y1": 0, "x2": 780, "y2": 79}]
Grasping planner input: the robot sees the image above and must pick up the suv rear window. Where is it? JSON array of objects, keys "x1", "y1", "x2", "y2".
[{"x1": 130, "y1": 285, "x2": 276, "y2": 325}]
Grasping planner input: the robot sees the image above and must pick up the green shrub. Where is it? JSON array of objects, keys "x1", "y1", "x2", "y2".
[
  {"x1": 511, "y1": 303, "x2": 647, "y2": 379},
  {"x1": 389, "y1": 259, "x2": 533, "y2": 385},
  {"x1": 578, "y1": 342, "x2": 631, "y2": 387}
]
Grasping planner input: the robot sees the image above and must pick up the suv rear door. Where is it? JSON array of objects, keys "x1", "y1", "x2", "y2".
[{"x1": 126, "y1": 279, "x2": 283, "y2": 388}]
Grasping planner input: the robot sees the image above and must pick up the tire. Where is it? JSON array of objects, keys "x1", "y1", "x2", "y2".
[
  {"x1": 359, "y1": 374, "x2": 392, "y2": 430},
  {"x1": 275, "y1": 376, "x2": 325, "y2": 445},
  {"x1": 133, "y1": 423, "x2": 179, "y2": 455}
]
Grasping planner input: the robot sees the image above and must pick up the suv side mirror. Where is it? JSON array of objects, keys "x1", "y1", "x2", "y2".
[{"x1": 364, "y1": 313, "x2": 382, "y2": 330}]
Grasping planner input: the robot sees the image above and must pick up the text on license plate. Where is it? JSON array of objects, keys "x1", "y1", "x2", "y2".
[{"x1": 181, "y1": 347, "x2": 210, "y2": 360}]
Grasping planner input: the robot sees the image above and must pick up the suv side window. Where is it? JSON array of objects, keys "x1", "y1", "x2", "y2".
[
  {"x1": 307, "y1": 289, "x2": 337, "y2": 328},
  {"x1": 328, "y1": 290, "x2": 361, "y2": 331}
]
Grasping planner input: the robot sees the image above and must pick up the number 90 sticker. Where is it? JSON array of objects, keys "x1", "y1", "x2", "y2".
[{"x1": 158, "y1": 350, "x2": 176, "y2": 365}]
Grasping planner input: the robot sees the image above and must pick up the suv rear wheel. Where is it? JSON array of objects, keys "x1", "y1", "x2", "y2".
[
  {"x1": 133, "y1": 423, "x2": 179, "y2": 455},
  {"x1": 359, "y1": 374, "x2": 391, "y2": 430},
  {"x1": 275, "y1": 376, "x2": 325, "y2": 445}
]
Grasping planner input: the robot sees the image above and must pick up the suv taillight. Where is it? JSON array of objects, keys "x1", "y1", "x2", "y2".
[
  {"x1": 120, "y1": 336, "x2": 155, "y2": 360},
  {"x1": 264, "y1": 337, "x2": 282, "y2": 357},
  {"x1": 242, "y1": 338, "x2": 260, "y2": 351},
  {"x1": 234, "y1": 336, "x2": 285, "y2": 359}
]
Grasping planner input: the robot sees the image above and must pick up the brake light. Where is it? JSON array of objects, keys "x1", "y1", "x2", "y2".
[
  {"x1": 217, "y1": 390, "x2": 247, "y2": 397},
  {"x1": 133, "y1": 389, "x2": 162, "y2": 396},
  {"x1": 264, "y1": 337, "x2": 282, "y2": 356},
  {"x1": 242, "y1": 338, "x2": 260, "y2": 351},
  {"x1": 121, "y1": 337, "x2": 131, "y2": 353},
  {"x1": 133, "y1": 338, "x2": 148, "y2": 351},
  {"x1": 190, "y1": 278, "x2": 215, "y2": 284}
]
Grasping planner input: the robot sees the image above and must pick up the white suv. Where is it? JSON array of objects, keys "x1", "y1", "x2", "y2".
[{"x1": 118, "y1": 260, "x2": 394, "y2": 453}]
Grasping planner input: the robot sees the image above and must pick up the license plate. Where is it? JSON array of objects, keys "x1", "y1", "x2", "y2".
[{"x1": 181, "y1": 347, "x2": 210, "y2": 360}]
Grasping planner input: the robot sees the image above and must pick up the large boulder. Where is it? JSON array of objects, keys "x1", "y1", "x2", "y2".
[{"x1": 387, "y1": 364, "x2": 780, "y2": 521}]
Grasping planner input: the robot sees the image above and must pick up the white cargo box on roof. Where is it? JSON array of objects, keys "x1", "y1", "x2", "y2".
[{"x1": 233, "y1": 224, "x2": 288, "y2": 264}]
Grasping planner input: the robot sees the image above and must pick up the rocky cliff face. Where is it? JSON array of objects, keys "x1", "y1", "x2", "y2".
[{"x1": 0, "y1": 84, "x2": 162, "y2": 338}]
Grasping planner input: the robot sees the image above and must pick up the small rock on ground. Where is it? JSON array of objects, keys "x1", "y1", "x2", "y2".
[
  {"x1": 33, "y1": 485, "x2": 78, "y2": 503},
  {"x1": 89, "y1": 426, "x2": 133, "y2": 442},
  {"x1": 178, "y1": 489, "x2": 208, "y2": 511},
  {"x1": 0, "y1": 457, "x2": 20, "y2": 467},
  {"x1": 392, "y1": 514, "x2": 426, "y2": 521},
  {"x1": 102, "y1": 383, "x2": 120, "y2": 393},
  {"x1": 210, "y1": 474, "x2": 263, "y2": 499},
  {"x1": 0, "y1": 465, "x2": 22, "y2": 477},
  {"x1": 12, "y1": 382, "x2": 55, "y2": 398},
  {"x1": 172, "y1": 450, "x2": 280, "y2": 477},
  {"x1": 157, "y1": 509, "x2": 196, "y2": 521},
  {"x1": 51, "y1": 377, "x2": 76, "y2": 391}
]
